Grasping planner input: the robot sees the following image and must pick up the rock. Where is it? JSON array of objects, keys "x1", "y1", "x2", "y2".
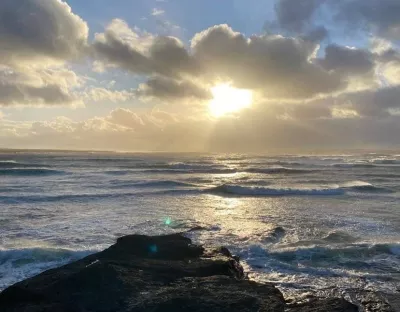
[
  {"x1": 0, "y1": 233, "x2": 285, "y2": 312},
  {"x1": 0, "y1": 233, "x2": 360, "y2": 312},
  {"x1": 347, "y1": 290, "x2": 399, "y2": 312}
]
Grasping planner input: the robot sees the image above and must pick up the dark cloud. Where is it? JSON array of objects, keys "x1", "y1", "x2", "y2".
[
  {"x1": 275, "y1": 0, "x2": 322, "y2": 33},
  {"x1": 274, "y1": 0, "x2": 400, "y2": 40},
  {"x1": 137, "y1": 76, "x2": 212, "y2": 100},
  {"x1": 339, "y1": 86, "x2": 400, "y2": 117},
  {"x1": 0, "y1": 82, "x2": 77, "y2": 107},
  {"x1": 0, "y1": 0, "x2": 87, "y2": 107},
  {"x1": 0, "y1": 0, "x2": 88, "y2": 65},
  {"x1": 92, "y1": 19, "x2": 195, "y2": 77},
  {"x1": 338, "y1": 0, "x2": 400, "y2": 40},
  {"x1": 319, "y1": 45, "x2": 375, "y2": 76},
  {"x1": 302, "y1": 26, "x2": 329, "y2": 42},
  {"x1": 288, "y1": 103, "x2": 332, "y2": 119}
]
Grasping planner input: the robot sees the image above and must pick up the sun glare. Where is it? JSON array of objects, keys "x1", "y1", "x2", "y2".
[{"x1": 209, "y1": 84, "x2": 253, "y2": 117}]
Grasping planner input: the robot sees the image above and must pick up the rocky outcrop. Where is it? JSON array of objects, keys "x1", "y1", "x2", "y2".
[{"x1": 0, "y1": 233, "x2": 359, "y2": 312}]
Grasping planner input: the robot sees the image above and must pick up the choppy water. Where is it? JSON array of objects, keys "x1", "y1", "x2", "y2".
[{"x1": 1, "y1": 151, "x2": 400, "y2": 297}]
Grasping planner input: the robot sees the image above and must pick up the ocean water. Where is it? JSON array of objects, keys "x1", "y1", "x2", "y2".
[{"x1": 1, "y1": 151, "x2": 400, "y2": 298}]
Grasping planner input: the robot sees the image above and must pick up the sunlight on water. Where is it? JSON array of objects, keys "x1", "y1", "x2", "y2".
[{"x1": 1, "y1": 152, "x2": 400, "y2": 295}]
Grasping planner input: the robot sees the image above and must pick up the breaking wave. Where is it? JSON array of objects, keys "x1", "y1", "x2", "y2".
[
  {"x1": 0, "y1": 247, "x2": 94, "y2": 292},
  {"x1": 206, "y1": 181, "x2": 390, "y2": 197},
  {"x1": 270, "y1": 243, "x2": 400, "y2": 263},
  {"x1": 370, "y1": 158, "x2": 400, "y2": 165},
  {"x1": 207, "y1": 185, "x2": 345, "y2": 197},
  {"x1": 340, "y1": 181, "x2": 392, "y2": 193}
]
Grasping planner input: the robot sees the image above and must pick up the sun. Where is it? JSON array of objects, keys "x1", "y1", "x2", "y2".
[{"x1": 209, "y1": 84, "x2": 253, "y2": 117}]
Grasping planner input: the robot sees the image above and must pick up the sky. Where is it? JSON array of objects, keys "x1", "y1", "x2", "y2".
[{"x1": 1, "y1": 0, "x2": 400, "y2": 152}]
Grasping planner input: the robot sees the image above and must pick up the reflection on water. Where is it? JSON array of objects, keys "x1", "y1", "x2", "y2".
[{"x1": 0, "y1": 152, "x2": 400, "y2": 296}]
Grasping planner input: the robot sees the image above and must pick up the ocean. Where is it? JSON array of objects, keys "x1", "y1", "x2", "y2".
[{"x1": 1, "y1": 151, "x2": 399, "y2": 298}]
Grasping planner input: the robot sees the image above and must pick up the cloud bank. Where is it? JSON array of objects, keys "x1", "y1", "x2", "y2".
[{"x1": 2, "y1": 0, "x2": 400, "y2": 151}]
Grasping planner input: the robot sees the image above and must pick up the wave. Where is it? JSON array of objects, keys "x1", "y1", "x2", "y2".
[
  {"x1": 322, "y1": 231, "x2": 358, "y2": 243},
  {"x1": 370, "y1": 158, "x2": 400, "y2": 165},
  {"x1": 111, "y1": 180, "x2": 197, "y2": 189},
  {"x1": 332, "y1": 163, "x2": 377, "y2": 168},
  {"x1": 166, "y1": 162, "x2": 224, "y2": 170},
  {"x1": 270, "y1": 243, "x2": 400, "y2": 263},
  {"x1": 361, "y1": 173, "x2": 400, "y2": 179},
  {"x1": 0, "y1": 191, "x2": 140, "y2": 204},
  {"x1": 340, "y1": 181, "x2": 393, "y2": 193},
  {"x1": 0, "y1": 168, "x2": 64, "y2": 176},
  {"x1": 104, "y1": 169, "x2": 198, "y2": 175},
  {"x1": 233, "y1": 160, "x2": 303, "y2": 167},
  {"x1": 116, "y1": 162, "x2": 226, "y2": 171},
  {"x1": 244, "y1": 167, "x2": 316, "y2": 174},
  {"x1": 0, "y1": 247, "x2": 94, "y2": 291},
  {"x1": 205, "y1": 181, "x2": 390, "y2": 197},
  {"x1": 206, "y1": 184, "x2": 345, "y2": 197},
  {"x1": 0, "y1": 161, "x2": 51, "y2": 169},
  {"x1": 105, "y1": 168, "x2": 237, "y2": 175}
]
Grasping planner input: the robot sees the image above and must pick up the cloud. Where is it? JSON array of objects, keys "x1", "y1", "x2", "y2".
[
  {"x1": 93, "y1": 22, "x2": 353, "y2": 101},
  {"x1": 318, "y1": 44, "x2": 377, "y2": 90},
  {"x1": 0, "y1": 108, "x2": 212, "y2": 151},
  {"x1": 152, "y1": 8, "x2": 165, "y2": 16},
  {"x1": 338, "y1": 0, "x2": 400, "y2": 40},
  {"x1": 337, "y1": 86, "x2": 400, "y2": 117},
  {"x1": 191, "y1": 24, "x2": 344, "y2": 99},
  {"x1": 92, "y1": 19, "x2": 194, "y2": 77},
  {"x1": 107, "y1": 108, "x2": 146, "y2": 129},
  {"x1": 0, "y1": 0, "x2": 88, "y2": 66},
  {"x1": 137, "y1": 76, "x2": 212, "y2": 101},
  {"x1": 0, "y1": 83, "x2": 77, "y2": 107},
  {"x1": 84, "y1": 87, "x2": 135, "y2": 103},
  {"x1": 302, "y1": 26, "x2": 329, "y2": 42},
  {"x1": 0, "y1": 0, "x2": 88, "y2": 107},
  {"x1": 274, "y1": 0, "x2": 400, "y2": 40},
  {"x1": 375, "y1": 48, "x2": 400, "y2": 85},
  {"x1": 0, "y1": 66, "x2": 82, "y2": 107},
  {"x1": 275, "y1": 0, "x2": 322, "y2": 33},
  {"x1": 5, "y1": 105, "x2": 400, "y2": 152}
]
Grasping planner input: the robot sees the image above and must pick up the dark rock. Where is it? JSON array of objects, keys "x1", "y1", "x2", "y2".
[
  {"x1": 347, "y1": 290, "x2": 399, "y2": 312},
  {"x1": 0, "y1": 233, "x2": 360, "y2": 312},
  {"x1": 0, "y1": 233, "x2": 285, "y2": 312}
]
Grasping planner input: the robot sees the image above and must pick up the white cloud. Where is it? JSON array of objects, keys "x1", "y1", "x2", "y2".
[
  {"x1": 83, "y1": 87, "x2": 135, "y2": 103},
  {"x1": 152, "y1": 8, "x2": 165, "y2": 16}
]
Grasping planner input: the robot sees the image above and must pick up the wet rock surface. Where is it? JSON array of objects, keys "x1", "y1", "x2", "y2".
[{"x1": 0, "y1": 233, "x2": 394, "y2": 311}]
